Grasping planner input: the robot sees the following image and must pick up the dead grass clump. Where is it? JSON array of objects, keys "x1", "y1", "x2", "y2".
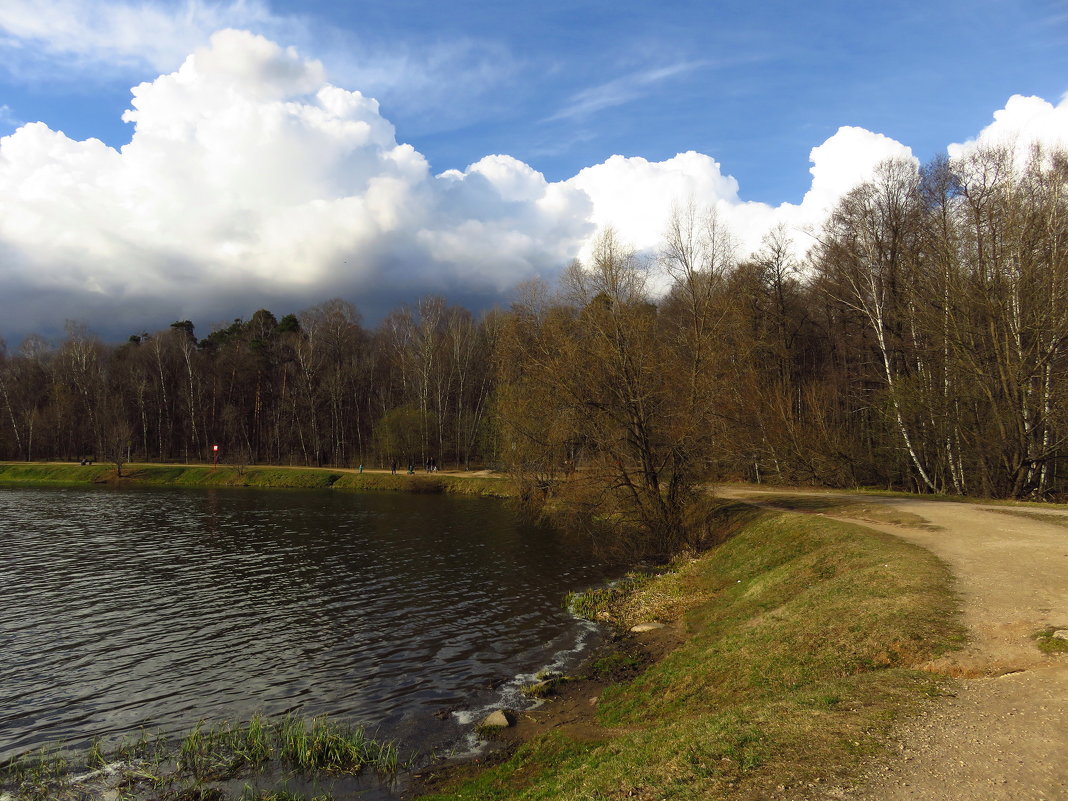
[{"x1": 744, "y1": 493, "x2": 941, "y2": 530}]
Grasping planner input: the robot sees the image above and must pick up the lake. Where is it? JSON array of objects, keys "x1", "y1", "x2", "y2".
[{"x1": 0, "y1": 485, "x2": 616, "y2": 796}]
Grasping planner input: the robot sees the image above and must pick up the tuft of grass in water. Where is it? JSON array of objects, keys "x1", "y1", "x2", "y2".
[
  {"x1": 173, "y1": 715, "x2": 397, "y2": 779},
  {"x1": 173, "y1": 789, "x2": 226, "y2": 801},
  {"x1": 86, "y1": 737, "x2": 106, "y2": 769},
  {"x1": 0, "y1": 747, "x2": 70, "y2": 801},
  {"x1": 275, "y1": 715, "x2": 367, "y2": 772},
  {"x1": 111, "y1": 726, "x2": 169, "y2": 767},
  {"x1": 420, "y1": 505, "x2": 965, "y2": 801},
  {"x1": 239, "y1": 784, "x2": 334, "y2": 801},
  {"x1": 0, "y1": 714, "x2": 397, "y2": 801},
  {"x1": 519, "y1": 672, "x2": 569, "y2": 698}
]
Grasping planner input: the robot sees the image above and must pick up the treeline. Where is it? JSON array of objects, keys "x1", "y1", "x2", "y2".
[
  {"x1": 490, "y1": 144, "x2": 1068, "y2": 555},
  {"x1": 1, "y1": 143, "x2": 1066, "y2": 551},
  {"x1": 0, "y1": 297, "x2": 495, "y2": 471}
]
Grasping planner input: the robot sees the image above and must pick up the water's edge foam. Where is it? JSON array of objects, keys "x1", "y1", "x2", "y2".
[{"x1": 449, "y1": 615, "x2": 603, "y2": 757}]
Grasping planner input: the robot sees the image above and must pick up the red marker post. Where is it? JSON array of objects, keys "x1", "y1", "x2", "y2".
[{"x1": 212, "y1": 444, "x2": 219, "y2": 469}]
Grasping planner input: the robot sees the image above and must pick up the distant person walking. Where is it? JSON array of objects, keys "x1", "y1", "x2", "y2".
[{"x1": 390, "y1": 460, "x2": 397, "y2": 475}]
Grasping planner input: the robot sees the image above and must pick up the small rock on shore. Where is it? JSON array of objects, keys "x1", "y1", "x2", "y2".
[
  {"x1": 480, "y1": 709, "x2": 515, "y2": 728},
  {"x1": 630, "y1": 622, "x2": 665, "y2": 633}
]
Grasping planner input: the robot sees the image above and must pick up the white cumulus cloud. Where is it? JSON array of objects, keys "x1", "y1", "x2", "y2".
[
  {"x1": 562, "y1": 126, "x2": 917, "y2": 265},
  {"x1": 0, "y1": 29, "x2": 1065, "y2": 340},
  {"x1": 948, "y1": 91, "x2": 1068, "y2": 161},
  {"x1": 0, "y1": 30, "x2": 592, "y2": 335}
]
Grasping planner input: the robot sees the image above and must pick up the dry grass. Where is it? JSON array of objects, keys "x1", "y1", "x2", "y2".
[
  {"x1": 982, "y1": 508, "x2": 1068, "y2": 530},
  {"x1": 742, "y1": 493, "x2": 941, "y2": 530}
]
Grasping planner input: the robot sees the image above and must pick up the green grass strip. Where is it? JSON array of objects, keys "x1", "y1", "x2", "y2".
[{"x1": 0, "y1": 462, "x2": 513, "y2": 497}]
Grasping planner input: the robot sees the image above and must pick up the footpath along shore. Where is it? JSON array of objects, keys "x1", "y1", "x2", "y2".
[{"x1": 718, "y1": 486, "x2": 1068, "y2": 801}]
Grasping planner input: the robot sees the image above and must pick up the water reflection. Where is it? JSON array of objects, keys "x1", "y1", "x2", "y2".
[{"x1": 0, "y1": 486, "x2": 615, "y2": 771}]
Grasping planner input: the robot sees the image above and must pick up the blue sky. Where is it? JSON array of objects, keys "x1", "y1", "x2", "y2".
[
  {"x1": 0, "y1": 0, "x2": 1066, "y2": 339},
  {"x1": 4, "y1": 0, "x2": 1066, "y2": 201}
]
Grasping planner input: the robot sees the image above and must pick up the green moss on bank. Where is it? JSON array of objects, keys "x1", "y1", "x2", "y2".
[
  {"x1": 423, "y1": 507, "x2": 964, "y2": 801},
  {"x1": 0, "y1": 463, "x2": 513, "y2": 497}
]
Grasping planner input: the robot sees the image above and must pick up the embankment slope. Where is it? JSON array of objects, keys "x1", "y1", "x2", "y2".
[
  {"x1": 721, "y1": 488, "x2": 1068, "y2": 800},
  {"x1": 421, "y1": 503, "x2": 963, "y2": 800}
]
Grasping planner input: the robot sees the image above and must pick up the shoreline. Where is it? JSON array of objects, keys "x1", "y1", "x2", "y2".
[
  {"x1": 3, "y1": 476, "x2": 975, "y2": 800},
  {"x1": 0, "y1": 461, "x2": 515, "y2": 498},
  {"x1": 412, "y1": 618, "x2": 677, "y2": 798},
  {"x1": 412, "y1": 502, "x2": 965, "y2": 801}
]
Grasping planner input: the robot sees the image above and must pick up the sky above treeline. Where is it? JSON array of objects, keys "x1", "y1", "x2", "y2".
[{"x1": 1, "y1": 0, "x2": 1067, "y2": 342}]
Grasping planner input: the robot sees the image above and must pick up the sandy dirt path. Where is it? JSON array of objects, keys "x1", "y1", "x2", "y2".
[{"x1": 718, "y1": 487, "x2": 1068, "y2": 801}]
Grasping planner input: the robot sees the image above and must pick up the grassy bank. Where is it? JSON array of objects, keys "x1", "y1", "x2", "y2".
[
  {"x1": 0, "y1": 462, "x2": 513, "y2": 497},
  {"x1": 422, "y1": 503, "x2": 964, "y2": 800}
]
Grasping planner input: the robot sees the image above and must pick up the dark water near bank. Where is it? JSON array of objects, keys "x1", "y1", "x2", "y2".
[{"x1": 0, "y1": 486, "x2": 616, "y2": 790}]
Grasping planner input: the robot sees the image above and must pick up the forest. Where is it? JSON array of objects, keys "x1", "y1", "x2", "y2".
[{"x1": 1, "y1": 143, "x2": 1066, "y2": 554}]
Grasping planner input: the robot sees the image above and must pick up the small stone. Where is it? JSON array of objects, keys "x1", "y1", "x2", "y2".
[
  {"x1": 589, "y1": 696, "x2": 599, "y2": 706},
  {"x1": 630, "y1": 622, "x2": 665, "y2": 633},
  {"x1": 1051, "y1": 629, "x2": 1068, "y2": 641},
  {"x1": 479, "y1": 709, "x2": 514, "y2": 728}
]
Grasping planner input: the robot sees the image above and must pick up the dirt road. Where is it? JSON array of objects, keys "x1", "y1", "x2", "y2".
[{"x1": 719, "y1": 488, "x2": 1068, "y2": 801}]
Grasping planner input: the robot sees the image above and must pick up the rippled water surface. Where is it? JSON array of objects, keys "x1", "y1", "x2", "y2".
[{"x1": 0, "y1": 486, "x2": 616, "y2": 774}]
